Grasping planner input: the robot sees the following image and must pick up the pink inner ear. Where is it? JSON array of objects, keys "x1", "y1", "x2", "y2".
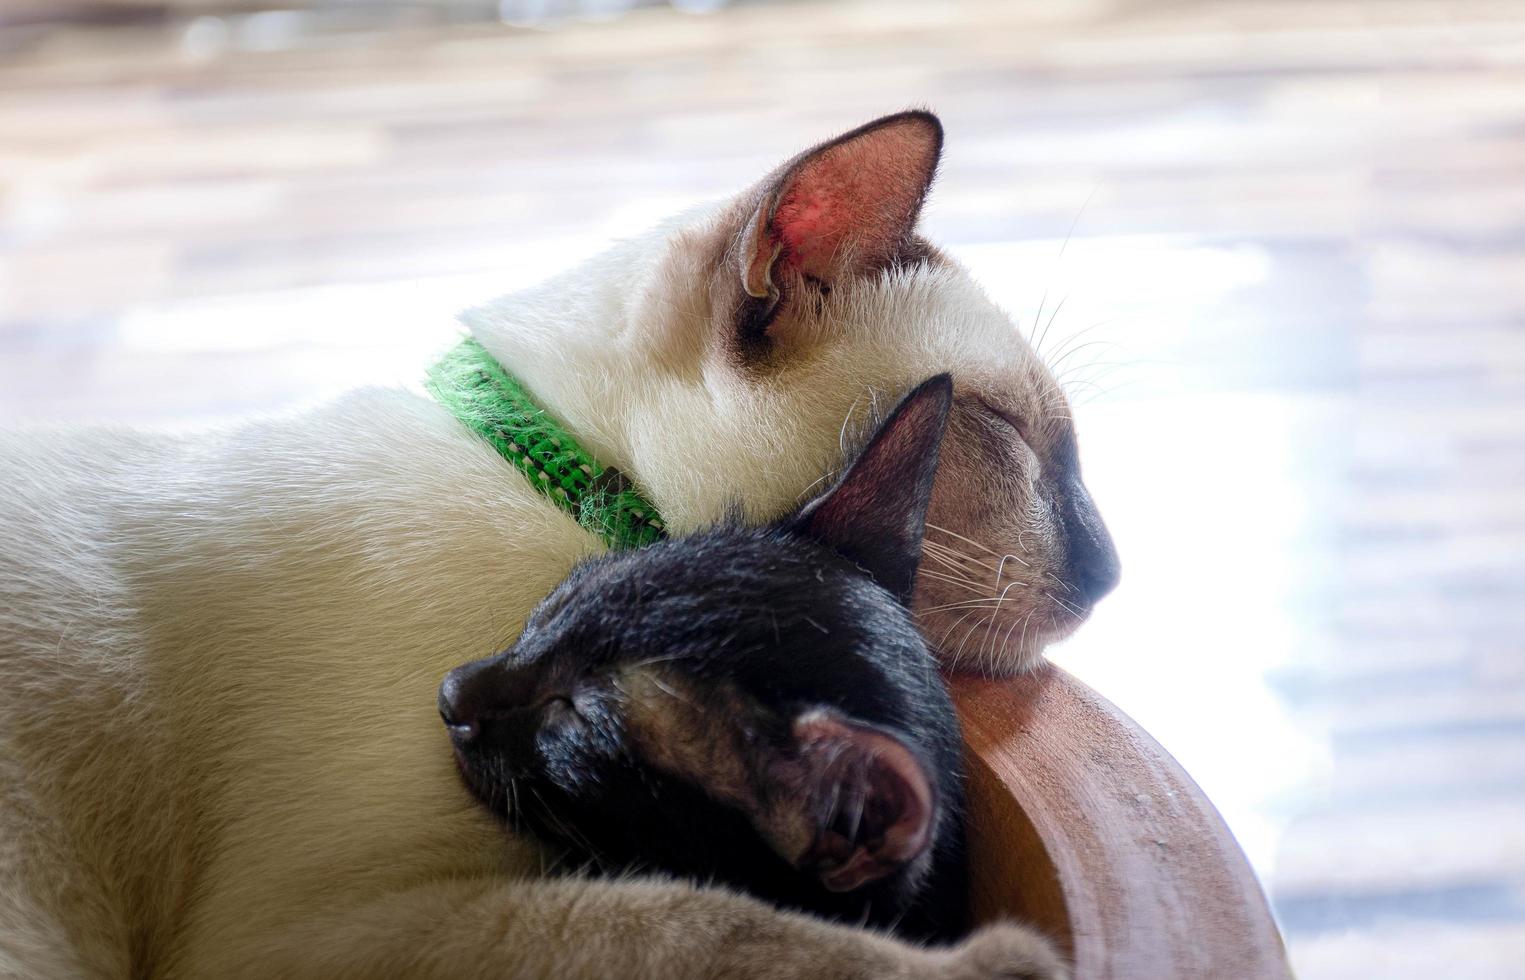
[
  {"x1": 792, "y1": 711, "x2": 936, "y2": 892},
  {"x1": 770, "y1": 117, "x2": 939, "y2": 282}
]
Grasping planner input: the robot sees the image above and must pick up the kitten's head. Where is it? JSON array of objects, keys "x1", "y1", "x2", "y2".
[
  {"x1": 472, "y1": 111, "x2": 1118, "y2": 674},
  {"x1": 440, "y1": 377, "x2": 967, "y2": 939}
]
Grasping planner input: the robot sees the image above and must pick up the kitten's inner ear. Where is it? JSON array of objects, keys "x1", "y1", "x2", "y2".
[
  {"x1": 739, "y1": 111, "x2": 942, "y2": 304},
  {"x1": 760, "y1": 709, "x2": 936, "y2": 894},
  {"x1": 791, "y1": 374, "x2": 953, "y2": 603}
]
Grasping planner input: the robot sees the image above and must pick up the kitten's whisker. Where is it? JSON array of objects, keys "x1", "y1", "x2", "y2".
[
  {"x1": 530, "y1": 786, "x2": 606, "y2": 867},
  {"x1": 648, "y1": 673, "x2": 694, "y2": 705},
  {"x1": 624, "y1": 651, "x2": 699, "y2": 671}
]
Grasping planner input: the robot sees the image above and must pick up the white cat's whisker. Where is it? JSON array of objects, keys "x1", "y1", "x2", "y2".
[
  {"x1": 1046, "y1": 590, "x2": 1085, "y2": 618},
  {"x1": 988, "y1": 578, "x2": 1026, "y2": 627},
  {"x1": 1052, "y1": 350, "x2": 1130, "y2": 382},
  {"x1": 915, "y1": 568, "x2": 991, "y2": 595},
  {"x1": 1032, "y1": 294, "x2": 1069, "y2": 361},
  {"x1": 1076, "y1": 377, "x2": 1142, "y2": 406},
  {"x1": 950, "y1": 612, "x2": 993, "y2": 673},
  {"x1": 994, "y1": 553, "x2": 1030, "y2": 583},
  {"x1": 921, "y1": 540, "x2": 993, "y2": 569},
  {"x1": 1014, "y1": 612, "x2": 1036, "y2": 663},
  {"x1": 917, "y1": 598, "x2": 1005, "y2": 614},
  {"x1": 982, "y1": 598, "x2": 1019, "y2": 660},
  {"x1": 923, "y1": 523, "x2": 1000, "y2": 557},
  {"x1": 966, "y1": 613, "x2": 998, "y2": 672},
  {"x1": 1027, "y1": 286, "x2": 1051, "y2": 350},
  {"x1": 919, "y1": 542, "x2": 985, "y2": 568},
  {"x1": 917, "y1": 549, "x2": 980, "y2": 570},
  {"x1": 916, "y1": 557, "x2": 992, "y2": 590},
  {"x1": 1044, "y1": 320, "x2": 1119, "y2": 371},
  {"x1": 994, "y1": 612, "x2": 1020, "y2": 659},
  {"x1": 932, "y1": 608, "x2": 983, "y2": 652},
  {"x1": 920, "y1": 546, "x2": 994, "y2": 578}
]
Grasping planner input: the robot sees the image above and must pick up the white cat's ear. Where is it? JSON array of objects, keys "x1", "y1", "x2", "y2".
[
  {"x1": 765, "y1": 709, "x2": 937, "y2": 893},
  {"x1": 791, "y1": 373, "x2": 953, "y2": 603},
  {"x1": 737, "y1": 111, "x2": 942, "y2": 309}
]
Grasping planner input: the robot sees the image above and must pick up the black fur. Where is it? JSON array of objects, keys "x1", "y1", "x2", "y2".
[{"x1": 440, "y1": 376, "x2": 967, "y2": 941}]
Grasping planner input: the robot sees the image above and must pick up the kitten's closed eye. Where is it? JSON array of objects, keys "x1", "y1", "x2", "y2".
[
  {"x1": 541, "y1": 696, "x2": 581, "y2": 728},
  {"x1": 440, "y1": 376, "x2": 970, "y2": 942}
]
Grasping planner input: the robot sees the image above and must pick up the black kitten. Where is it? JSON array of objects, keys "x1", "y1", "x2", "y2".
[{"x1": 439, "y1": 375, "x2": 966, "y2": 941}]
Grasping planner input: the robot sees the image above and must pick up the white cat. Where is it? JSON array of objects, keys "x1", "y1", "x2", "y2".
[{"x1": 0, "y1": 113, "x2": 1105, "y2": 978}]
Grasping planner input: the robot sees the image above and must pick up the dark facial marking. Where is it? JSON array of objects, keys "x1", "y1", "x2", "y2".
[{"x1": 439, "y1": 376, "x2": 970, "y2": 941}]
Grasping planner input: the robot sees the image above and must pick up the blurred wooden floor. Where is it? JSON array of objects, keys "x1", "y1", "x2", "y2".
[{"x1": 2, "y1": 1, "x2": 1524, "y2": 976}]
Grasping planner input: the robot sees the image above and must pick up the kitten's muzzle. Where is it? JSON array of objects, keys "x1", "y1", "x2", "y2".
[
  {"x1": 439, "y1": 657, "x2": 571, "y2": 750},
  {"x1": 438, "y1": 662, "x2": 487, "y2": 742}
]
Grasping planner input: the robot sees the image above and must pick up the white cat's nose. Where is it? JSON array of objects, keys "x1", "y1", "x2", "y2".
[{"x1": 1062, "y1": 479, "x2": 1120, "y2": 605}]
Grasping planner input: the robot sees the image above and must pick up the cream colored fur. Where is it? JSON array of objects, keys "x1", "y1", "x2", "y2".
[
  {"x1": 468, "y1": 201, "x2": 1095, "y2": 675},
  {"x1": 0, "y1": 121, "x2": 1076, "y2": 978}
]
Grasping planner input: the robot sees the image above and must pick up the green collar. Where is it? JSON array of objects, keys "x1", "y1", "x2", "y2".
[{"x1": 425, "y1": 337, "x2": 666, "y2": 550}]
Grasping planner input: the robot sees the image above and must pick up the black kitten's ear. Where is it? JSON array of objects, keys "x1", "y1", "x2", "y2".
[
  {"x1": 739, "y1": 112, "x2": 942, "y2": 304},
  {"x1": 760, "y1": 709, "x2": 937, "y2": 893},
  {"x1": 790, "y1": 374, "x2": 954, "y2": 603}
]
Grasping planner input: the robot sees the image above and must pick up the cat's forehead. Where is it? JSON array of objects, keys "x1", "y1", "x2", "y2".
[
  {"x1": 616, "y1": 667, "x2": 765, "y2": 807},
  {"x1": 538, "y1": 527, "x2": 875, "y2": 634},
  {"x1": 766, "y1": 262, "x2": 1071, "y2": 447},
  {"x1": 677, "y1": 201, "x2": 1054, "y2": 397}
]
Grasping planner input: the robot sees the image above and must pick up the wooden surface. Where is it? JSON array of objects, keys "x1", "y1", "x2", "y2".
[
  {"x1": 956, "y1": 668, "x2": 1290, "y2": 979},
  {"x1": 1, "y1": 2, "x2": 1522, "y2": 976}
]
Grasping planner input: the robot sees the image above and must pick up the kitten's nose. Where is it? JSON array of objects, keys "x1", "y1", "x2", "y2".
[
  {"x1": 439, "y1": 656, "x2": 550, "y2": 749},
  {"x1": 439, "y1": 661, "x2": 491, "y2": 743}
]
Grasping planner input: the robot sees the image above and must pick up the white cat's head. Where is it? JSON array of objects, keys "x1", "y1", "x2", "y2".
[{"x1": 469, "y1": 112, "x2": 1117, "y2": 675}]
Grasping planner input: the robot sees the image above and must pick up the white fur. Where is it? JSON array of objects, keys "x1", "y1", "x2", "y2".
[
  {"x1": 0, "y1": 179, "x2": 1072, "y2": 977},
  {"x1": 466, "y1": 212, "x2": 1038, "y2": 532}
]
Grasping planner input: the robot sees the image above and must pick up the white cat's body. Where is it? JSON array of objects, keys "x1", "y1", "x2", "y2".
[
  {"x1": 0, "y1": 392, "x2": 572, "y2": 975},
  {"x1": 1, "y1": 115, "x2": 1091, "y2": 979}
]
